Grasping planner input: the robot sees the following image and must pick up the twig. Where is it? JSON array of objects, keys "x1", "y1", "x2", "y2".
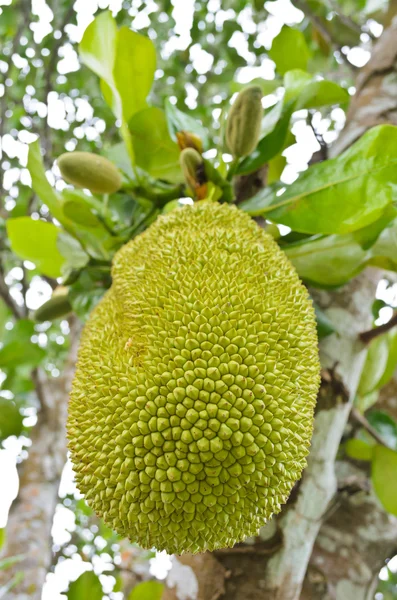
[
  {"x1": 0, "y1": 0, "x2": 30, "y2": 203},
  {"x1": 0, "y1": 261, "x2": 22, "y2": 319},
  {"x1": 327, "y1": 0, "x2": 376, "y2": 40},
  {"x1": 42, "y1": 4, "x2": 76, "y2": 158},
  {"x1": 350, "y1": 407, "x2": 390, "y2": 448},
  {"x1": 292, "y1": 0, "x2": 357, "y2": 69},
  {"x1": 359, "y1": 312, "x2": 397, "y2": 344}
]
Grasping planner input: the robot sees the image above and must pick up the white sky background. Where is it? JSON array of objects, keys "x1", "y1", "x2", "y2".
[{"x1": 0, "y1": 0, "x2": 392, "y2": 597}]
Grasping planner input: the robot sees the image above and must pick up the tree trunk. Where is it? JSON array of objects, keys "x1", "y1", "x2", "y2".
[
  {"x1": 163, "y1": 19, "x2": 397, "y2": 600},
  {"x1": 0, "y1": 319, "x2": 81, "y2": 600}
]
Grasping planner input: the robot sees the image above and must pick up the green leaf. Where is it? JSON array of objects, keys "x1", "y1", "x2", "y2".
[
  {"x1": 283, "y1": 70, "x2": 312, "y2": 103},
  {"x1": 27, "y1": 140, "x2": 64, "y2": 223},
  {"x1": 129, "y1": 108, "x2": 182, "y2": 182},
  {"x1": 269, "y1": 26, "x2": 311, "y2": 75},
  {"x1": 314, "y1": 305, "x2": 336, "y2": 339},
  {"x1": 236, "y1": 102, "x2": 295, "y2": 175},
  {"x1": 57, "y1": 232, "x2": 90, "y2": 271},
  {"x1": 79, "y1": 12, "x2": 156, "y2": 163},
  {"x1": 7, "y1": 217, "x2": 65, "y2": 277},
  {"x1": 353, "y1": 204, "x2": 397, "y2": 250},
  {"x1": 295, "y1": 79, "x2": 349, "y2": 110},
  {"x1": 358, "y1": 335, "x2": 390, "y2": 397},
  {"x1": 0, "y1": 398, "x2": 24, "y2": 441},
  {"x1": 377, "y1": 331, "x2": 397, "y2": 389},
  {"x1": 262, "y1": 125, "x2": 397, "y2": 234},
  {"x1": 239, "y1": 183, "x2": 284, "y2": 215},
  {"x1": 0, "y1": 530, "x2": 5, "y2": 551},
  {"x1": 165, "y1": 99, "x2": 210, "y2": 149},
  {"x1": 372, "y1": 445, "x2": 397, "y2": 515},
  {"x1": 368, "y1": 410, "x2": 397, "y2": 451},
  {"x1": 345, "y1": 438, "x2": 374, "y2": 461},
  {"x1": 67, "y1": 571, "x2": 103, "y2": 600},
  {"x1": 0, "y1": 340, "x2": 46, "y2": 370},
  {"x1": 128, "y1": 581, "x2": 164, "y2": 600},
  {"x1": 62, "y1": 199, "x2": 104, "y2": 229},
  {"x1": 285, "y1": 234, "x2": 366, "y2": 287},
  {"x1": 355, "y1": 390, "x2": 379, "y2": 413}
]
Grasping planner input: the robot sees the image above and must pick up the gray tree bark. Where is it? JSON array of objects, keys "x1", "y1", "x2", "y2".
[{"x1": 163, "y1": 18, "x2": 397, "y2": 600}]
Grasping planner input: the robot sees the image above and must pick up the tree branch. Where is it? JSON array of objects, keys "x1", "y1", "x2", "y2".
[
  {"x1": 350, "y1": 407, "x2": 390, "y2": 447},
  {"x1": 0, "y1": 261, "x2": 23, "y2": 319},
  {"x1": 359, "y1": 311, "x2": 397, "y2": 344}
]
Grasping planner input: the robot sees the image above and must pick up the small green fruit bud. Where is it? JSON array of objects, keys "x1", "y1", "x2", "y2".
[
  {"x1": 226, "y1": 86, "x2": 263, "y2": 158},
  {"x1": 58, "y1": 152, "x2": 122, "y2": 194},
  {"x1": 33, "y1": 291, "x2": 73, "y2": 322},
  {"x1": 180, "y1": 148, "x2": 205, "y2": 192}
]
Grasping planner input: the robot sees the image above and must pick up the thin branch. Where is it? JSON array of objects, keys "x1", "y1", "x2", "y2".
[
  {"x1": 42, "y1": 3, "x2": 76, "y2": 158},
  {"x1": 359, "y1": 312, "x2": 397, "y2": 344},
  {"x1": 0, "y1": 261, "x2": 22, "y2": 319},
  {"x1": 327, "y1": 0, "x2": 376, "y2": 40},
  {"x1": 292, "y1": 0, "x2": 357, "y2": 69},
  {"x1": 0, "y1": 0, "x2": 30, "y2": 204},
  {"x1": 350, "y1": 407, "x2": 390, "y2": 448}
]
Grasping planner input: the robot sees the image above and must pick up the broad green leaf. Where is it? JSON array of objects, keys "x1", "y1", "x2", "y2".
[
  {"x1": 358, "y1": 335, "x2": 390, "y2": 397},
  {"x1": 269, "y1": 27, "x2": 311, "y2": 75},
  {"x1": 377, "y1": 331, "x2": 397, "y2": 389},
  {"x1": 69, "y1": 278, "x2": 107, "y2": 322},
  {"x1": 285, "y1": 234, "x2": 366, "y2": 287},
  {"x1": 129, "y1": 108, "x2": 182, "y2": 182},
  {"x1": 0, "y1": 530, "x2": 5, "y2": 551},
  {"x1": 80, "y1": 12, "x2": 156, "y2": 162},
  {"x1": 79, "y1": 11, "x2": 117, "y2": 88},
  {"x1": 239, "y1": 183, "x2": 284, "y2": 215},
  {"x1": 7, "y1": 217, "x2": 65, "y2": 277},
  {"x1": 27, "y1": 140, "x2": 63, "y2": 223},
  {"x1": 128, "y1": 581, "x2": 164, "y2": 600},
  {"x1": 295, "y1": 79, "x2": 349, "y2": 110},
  {"x1": 62, "y1": 199, "x2": 104, "y2": 229},
  {"x1": 372, "y1": 445, "x2": 397, "y2": 515},
  {"x1": 165, "y1": 98, "x2": 210, "y2": 149},
  {"x1": 0, "y1": 340, "x2": 45, "y2": 369},
  {"x1": 110, "y1": 26, "x2": 156, "y2": 121},
  {"x1": 57, "y1": 232, "x2": 90, "y2": 271},
  {"x1": 283, "y1": 70, "x2": 312, "y2": 103},
  {"x1": 236, "y1": 102, "x2": 294, "y2": 175},
  {"x1": 67, "y1": 571, "x2": 103, "y2": 600},
  {"x1": 314, "y1": 305, "x2": 336, "y2": 339},
  {"x1": 262, "y1": 125, "x2": 397, "y2": 234},
  {"x1": 267, "y1": 154, "x2": 287, "y2": 184},
  {"x1": 355, "y1": 390, "x2": 379, "y2": 413},
  {"x1": 354, "y1": 205, "x2": 397, "y2": 250},
  {"x1": 368, "y1": 410, "x2": 397, "y2": 451},
  {"x1": 0, "y1": 398, "x2": 24, "y2": 440},
  {"x1": 345, "y1": 438, "x2": 374, "y2": 461}
]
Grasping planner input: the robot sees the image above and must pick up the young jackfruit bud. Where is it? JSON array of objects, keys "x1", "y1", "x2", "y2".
[
  {"x1": 176, "y1": 131, "x2": 203, "y2": 153},
  {"x1": 180, "y1": 148, "x2": 207, "y2": 199},
  {"x1": 226, "y1": 86, "x2": 263, "y2": 158},
  {"x1": 33, "y1": 290, "x2": 72, "y2": 322},
  {"x1": 58, "y1": 152, "x2": 122, "y2": 194}
]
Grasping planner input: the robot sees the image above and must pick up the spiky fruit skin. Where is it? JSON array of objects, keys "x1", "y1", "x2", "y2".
[
  {"x1": 68, "y1": 201, "x2": 320, "y2": 554},
  {"x1": 226, "y1": 86, "x2": 263, "y2": 158},
  {"x1": 58, "y1": 152, "x2": 122, "y2": 194}
]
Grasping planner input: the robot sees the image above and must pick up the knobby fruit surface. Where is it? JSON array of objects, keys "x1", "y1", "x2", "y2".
[
  {"x1": 68, "y1": 201, "x2": 320, "y2": 554},
  {"x1": 58, "y1": 152, "x2": 122, "y2": 194}
]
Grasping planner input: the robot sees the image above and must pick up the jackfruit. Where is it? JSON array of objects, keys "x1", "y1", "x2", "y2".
[
  {"x1": 68, "y1": 201, "x2": 320, "y2": 554},
  {"x1": 58, "y1": 152, "x2": 122, "y2": 194}
]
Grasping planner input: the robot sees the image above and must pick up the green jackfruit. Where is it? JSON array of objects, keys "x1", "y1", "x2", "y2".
[
  {"x1": 68, "y1": 201, "x2": 320, "y2": 554},
  {"x1": 58, "y1": 152, "x2": 122, "y2": 194},
  {"x1": 226, "y1": 86, "x2": 263, "y2": 158}
]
